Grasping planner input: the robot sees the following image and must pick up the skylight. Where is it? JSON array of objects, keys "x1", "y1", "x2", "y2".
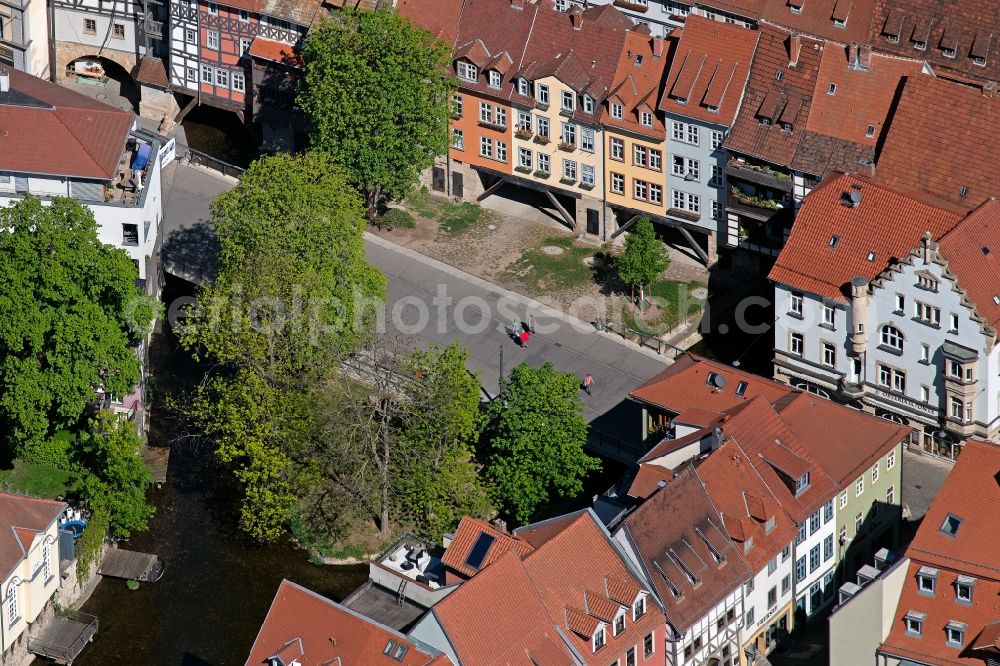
[
  {"x1": 940, "y1": 513, "x2": 962, "y2": 537},
  {"x1": 866, "y1": 251, "x2": 876, "y2": 261},
  {"x1": 829, "y1": 235, "x2": 840, "y2": 248},
  {"x1": 735, "y1": 380, "x2": 748, "y2": 397}
]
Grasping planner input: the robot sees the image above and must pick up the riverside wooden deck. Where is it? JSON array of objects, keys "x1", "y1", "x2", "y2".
[
  {"x1": 99, "y1": 548, "x2": 164, "y2": 582},
  {"x1": 28, "y1": 613, "x2": 99, "y2": 665}
]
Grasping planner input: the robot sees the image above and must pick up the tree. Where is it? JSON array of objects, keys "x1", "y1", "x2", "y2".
[
  {"x1": 180, "y1": 153, "x2": 385, "y2": 541},
  {"x1": 298, "y1": 9, "x2": 454, "y2": 219},
  {"x1": 617, "y1": 218, "x2": 670, "y2": 306},
  {"x1": 72, "y1": 412, "x2": 155, "y2": 538},
  {"x1": 399, "y1": 343, "x2": 491, "y2": 539},
  {"x1": 483, "y1": 363, "x2": 599, "y2": 524},
  {"x1": 307, "y1": 339, "x2": 491, "y2": 542},
  {"x1": 0, "y1": 197, "x2": 148, "y2": 453}
]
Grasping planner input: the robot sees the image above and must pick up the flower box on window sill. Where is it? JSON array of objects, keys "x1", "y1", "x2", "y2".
[
  {"x1": 613, "y1": 0, "x2": 650, "y2": 10},
  {"x1": 559, "y1": 108, "x2": 574, "y2": 118},
  {"x1": 533, "y1": 135, "x2": 550, "y2": 145},
  {"x1": 557, "y1": 142, "x2": 576, "y2": 152},
  {"x1": 534, "y1": 170, "x2": 551, "y2": 179},
  {"x1": 559, "y1": 177, "x2": 577, "y2": 186},
  {"x1": 515, "y1": 129, "x2": 533, "y2": 140},
  {"x1": 580, "y1": 182, "x2": 595, "y2": 191},
  {"x1": 536, "y1": 102, "x2": 549, "y2": 111},
  {"x1": 515, "y1": 165, "x2": 533, "y2": 174},
  {"x1": 478, "y1": 121, "x2": 507, "y2": 131}
]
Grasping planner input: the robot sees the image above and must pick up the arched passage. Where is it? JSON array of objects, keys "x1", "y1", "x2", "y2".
[{"x1": 63, "y1": 55, "x2": 139, "y2": 112}]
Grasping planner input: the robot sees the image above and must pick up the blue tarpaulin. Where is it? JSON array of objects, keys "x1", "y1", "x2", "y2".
[{"x1": 131, "y1": 142, "x2": 152, "y2": 170}]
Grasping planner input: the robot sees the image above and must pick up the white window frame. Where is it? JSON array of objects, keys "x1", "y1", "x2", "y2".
[
  {"x1": 215, "y1": 67, "x2": 229, "y2": 88},
  {"x1": 581, "y1": 164, "x2": 595, "y2": 187},
  {"x1": 611, "y1": 172, "x2": 624, "y2": 194},
  {"x1": 518, "y1": 147, "x2": 532, "y2": 168},
  {"x1": 581, "y1": 128, "x2": 595, "y2": 153},
  {"x1": 232, "y1": 71, "x2": 245, "y2": 93},
  {"x1": 537, "y1": 83, "x2": 549, "y2": 105},
  {"x1": 611, "y1": 103, "x2": 623, "y2": 120},
  {"x1": 561, "y1": 89, "x2": 575, "y2": 112},
  {"x1": 517, "y1": 78, "x2": 530, "y2": 97},
  {"x1": 452, "y1": 129, "x2": 465, "y2": 150},
  {"x1": 207, "y1": 29, "x2": 220, "y2": 50},
  {"x1": 488, "y1": 70, "x2": 501, "y2": 89},
  {"x1": 610, "y1": 137, "x2": 624, "y2": 160},
  {"x1": 583, "y1": 95, "x2": 594, "y2": 113},
  {"x1": 479, "y1": 136, "x2": 493, "y2": 158},
  {"x1": 457, "y1": 61, "x2": 478, "y2": 82}
]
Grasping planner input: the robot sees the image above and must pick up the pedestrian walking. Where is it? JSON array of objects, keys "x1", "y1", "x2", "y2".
[
  {"x1": 528, "y1": 314, "x2": 536, "y2": 334},
  {"x1": 583, "y1": 373, "x2": 593, "y2": 395},
  {"x1": 520, "y1": 329, "x2": 530, "y2": 348}
]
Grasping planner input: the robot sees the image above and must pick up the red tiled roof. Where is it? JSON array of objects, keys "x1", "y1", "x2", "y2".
[
  {"x1": 629, "y1": 353, "x2": 796, "y2": 415},
  {"x1": 134, "y1": 55, "x2": 170, "y2": 89},
  {"x1": 0, "y1": 68, "x2": 134, "y2": 180},
  {"x1": 0, "y1": 492, "x2": 64, "y2": 580},
  {"x1": 619, "y1": 467, "x2": 752, "y2": 632},
  {"x1": 605, "y1": 575, "x2": 641, "y2": 605},
  {"x1": 249, "y1": 36, "x2": 304, "y2": 67},
  {"x1": 807, "y1": 45, "x2": 924, "y2": 147},
  {"x1": 725, "y1": 25, "x2": 823, "y2": 169},
  {"x1": 218, "y1": 0, "x2": 321, "y2": 27},
  {"x1": 601, "y1": 30, "x2": 674, "y2": 139},
  {"x1": 880, "y1": 440, "x2": 1000, "y2": 665},
  {"x1": 718, "y1": 397, "x2": 839, "y2": 522},
  {"x1": 512, "y1": 510, "x2": 584, "y2": 549},
  {"x1": 874, "y1": 75, "x2": 1000, "y2": 210},
  {"x1": 431, "y1": 550, "x2": 578, "y2": 665},
  {"x1": 868, "y1": 0, "x2": 1000, "y2": 85},
  {"x1": 519, "y1": 511, "x2": 662, "y2": 664},
  {"x1": 627, "y1": 464, "x2": 673, "y2": 499},
  {"x1": 396, "y1": 0, "x2": 465, "y2": 45},
  {"x1": 244, "y1": 580, "x2": 444, "y2": 666},
  {"x1": 776, "y1": 392, "x2": 911, "y2": 485},
  {"x1": 937, "y1": 200, "x2": 1000, "y2": 329},
  {"x1": 761, "y1": 0, "x2": 876, "y2": 43},
  {"x1": 659, "y1": 15, "x2": 759, "y2": 126},
  {"x1": 768, "y1": 173, "x2": 963, "y2": 302},
  {"x1": 441, "y1": 517, "x2": 534, "y2": 578}
]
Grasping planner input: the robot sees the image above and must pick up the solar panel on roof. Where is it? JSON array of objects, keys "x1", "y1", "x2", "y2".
[{"x1": 464, "y1": 532, "x2": 495, "y2": 570}]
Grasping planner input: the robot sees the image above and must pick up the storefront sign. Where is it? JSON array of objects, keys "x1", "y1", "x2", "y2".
[{"x1": 873, "y1": 389, "x2": 937, "y2": 418}]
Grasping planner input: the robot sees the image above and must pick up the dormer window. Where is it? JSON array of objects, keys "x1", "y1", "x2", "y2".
[
  {"x1": 640, "y1": 111, "x2": 653, "y2": 126},
  {"x1": 794, "y1": 472, "x2": 810, "y2": 495},
  {"x1": 457, "y1": 61, "x2": 478, "y2": 82},
  {"x1": 611, "y1": 103, "x2": 623, "y2": 120},
  {"x1": 765, "y1": 515, "x2": 776, "y2": 534},
  {"x1": 488, "y1": 70, "x2": 502, "y2": 89},
  {"x1": 561, "y1": 90, "x2": 575, "y2": 112},
  {"x1": 518, "y1": 78, "x2": 530, "y2": 97},
  {"x1": 743, "y1": 537, "x2": 754, "y2": 554},
  {"x1": 904, "y1": 611, "x2": 924, "y2": 636},
  {"x1": 956, "y1": 575, "x2": 975, "y2": 603},
  {"x1": 582, "y1": 95, "x2": 594, "y2": 113},
  {"x1": 780, "y1": 122, "x2": 793, "y2": 132},
  {"x1": 706, "y1": 105, "x2": 719, "y2": 114},
  {"x1": 942, "y1": 47, "x2": 956, "y2": 58},
  {"x1": 593, "y1": 626, "x2": 606, "y2": 652},
  {"x1": 946, "y1": 621, "x2": 966, "y2": 646},
  {"x1": 914, "y1": 40, "x2": 926, "y2": 50},
  {"x1": 613, "y1": 611, "x2": 626, "y2": 636},
  {"x1": 833, "y1": 18, "x2": 846, "y2": 27},
  {"x1": 917, "y1": 566, "x2": 938, "y2": 595},
  {"x1": 633, "y1": 594, "x2": 646, "y2": 620},
  {"x1": 974, "y1": 56, "x2": 987, "y2": 67}
]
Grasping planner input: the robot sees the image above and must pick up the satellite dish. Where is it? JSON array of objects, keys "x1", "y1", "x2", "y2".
[
  {"x1": 849, "y1": 190, "x2": 862, "y2": 205},
  {"x1": 712, "y1": 374, "x2": 727, "y2": 389}
]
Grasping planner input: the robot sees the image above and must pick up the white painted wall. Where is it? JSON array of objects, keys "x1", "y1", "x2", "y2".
[
  {"x1": 829, "y1": 556, "x2": 908, "y2": 666},
  {"x1": 743, "y1": 541, "x2": 794, "y2": 644},
  {"x1": 791, "y1": 499, "x2": 837, "y2": 617}
]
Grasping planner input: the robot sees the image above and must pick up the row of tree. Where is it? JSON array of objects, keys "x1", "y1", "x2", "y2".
[{"x1": 180, "y1": 152, "x2": 598, "y2": 545}]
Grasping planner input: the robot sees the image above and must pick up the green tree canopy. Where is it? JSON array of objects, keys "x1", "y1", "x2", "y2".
[
  {"x1": 483, "y1": 363, "x2": 599, "y2": 524},
  {"x1": 617, "y1": 218, "x2": 670, "y2": 304},
  {"x1": 72, "y1": 412, "x2": 154, "y2": 538},
  {"x1": 298, "y1": 8, "x2": 454, "y2": 218},
  {"x1": 0, "y1": 197, "x2": 148, "y2": 452},
  {"x1": 180, "y1": 153, "x2": 386, "y2": 541}
]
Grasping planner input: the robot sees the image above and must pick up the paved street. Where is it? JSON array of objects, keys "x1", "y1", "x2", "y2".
[{"x1": 160, "y1": 163, "x2": 670, "y2": 460}]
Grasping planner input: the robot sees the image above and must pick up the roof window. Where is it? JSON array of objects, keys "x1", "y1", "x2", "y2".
[
  {"x1": 827, "y1": 83, "x2": 837, "y2": 95},
  {"x1": 961, "y1": 185, "x2": 969, "y2": 197},
  {"x1": 635, "y1": 54, "x2": 644, "y2": 66},
  {"x1": 735, "y1": 380, "x2": 748, "y2": 397},
  {"x1": 940, "y1": 513, "x2": 962, "y2": 537},
  {"x1": 829, "y1": 235, "x2": 840, "y2": 248},
  {"x1": 866, "y1": 124, "x2": 876, "y2": 138},
  {"x1": 866, "y1": 251, "x2": 876, "y2": 261},
  {"x1": 775, "y1": 71, "x2": 784, "y2": 81},
  {"x1": 464, "y1": 532, "x2": 496, "y2": 570}
]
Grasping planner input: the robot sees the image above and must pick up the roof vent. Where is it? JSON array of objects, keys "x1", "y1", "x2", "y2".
[
  {"x1": 866, "y1": 251, "x2": 876, "y2": 261},
  {"x1": 993, "y1": 296, "x2": 1000, "y2": 305},
  {"x1": 961, "y1": 185, "x2": 969, "y2": 197}
]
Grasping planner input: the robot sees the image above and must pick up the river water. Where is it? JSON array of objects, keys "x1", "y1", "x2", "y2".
[
  {"x1": 69, "y1": 277, "x2": 367, "y2": 666},
  {"x1": 180, "y1": 106, "x2": 258, "y2": 169}
]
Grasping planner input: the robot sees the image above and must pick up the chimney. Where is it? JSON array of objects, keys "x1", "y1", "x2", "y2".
[
  {"x1": 712, "y1": 427, "x2": 724, "y2": 450},
  {"x1": 789, "y1": 33, "x2": 802, "y2": 67},
  {"x1": 652, "y1": 37, "x2": 665, "y2": 59},
  {"x1": 569, "y1": 4, "x2": 583, "y2": 30},
  {"x1": 856, "y1": 158, "x2": 875, "y2": 178},
  {"x1": 0, "y1": 68, "x2": 8, "y2": 94},
  {"x1": 848, "y1": 43, "x2": 859, "y2": 67},
  {"x1": 859, "y1": 44, "x2": 872, "y2": 70},
  {"x1": 493, "y1": 518, "x2": 508, "y2": 533},
  {"x1": 511, "y1": 0, "x2": 524, "y2": 9}
]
